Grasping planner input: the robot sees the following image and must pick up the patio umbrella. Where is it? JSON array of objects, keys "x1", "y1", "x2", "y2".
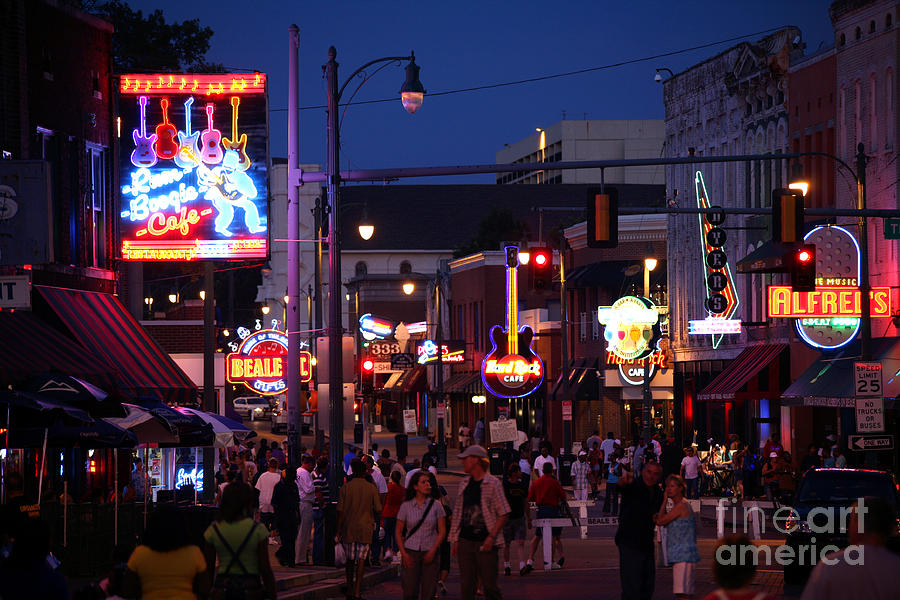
[
  {"x1": 104, "y1": 403, "x2": 179, "y2": 445},
  {"x1": 5, "y1": 416, "x2": 137, "y2": 448},
  {"x1": 25, "y1": 373, "x2": 125, "y2": 418},
  {"x1": 0, "y1": 390, "x2": 94, "y2": 426},
  {"x1": 176, "y1": 407, "x2": 256, "y2": 448},
  {"x1": 129, "y1": 399, "x2": 215, "y2": 447}
]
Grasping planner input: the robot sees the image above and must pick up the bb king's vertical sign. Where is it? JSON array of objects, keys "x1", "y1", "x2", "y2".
[{"x1": 118, "y1": 74, "x2": 269, "y2": 261}]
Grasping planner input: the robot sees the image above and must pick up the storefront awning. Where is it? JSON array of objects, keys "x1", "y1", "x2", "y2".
[
  {"x1": 0, "y1": 311, "x2": 118, "y2": 391},
  {"x1": 697, "y1": 344, "x2": 788, "y2": 401},
  {"x1": 443, "y1": 371, "x2": 481, "y2": 393},
  {"x1": 781, "y1": 338, "x2": 900, "y2": 408},
  {"x1": 35, "y1": 286, "x2": 198, "y2": 405},
  {"x1": 382, "y1": 371, "x2": 403, "y2": 390},
  {"x1": 395, "y1": 365, "x2": 427, "y2": 393}
]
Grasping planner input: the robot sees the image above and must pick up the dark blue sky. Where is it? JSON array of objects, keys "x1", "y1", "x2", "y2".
[{"x1": 128, "y1": 0, "x2": 835, "y2": 183}]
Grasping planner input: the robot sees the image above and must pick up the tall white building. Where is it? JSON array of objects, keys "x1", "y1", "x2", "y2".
[{"x1": 495, "y1": 119, "x2": 666, "y2": 185}]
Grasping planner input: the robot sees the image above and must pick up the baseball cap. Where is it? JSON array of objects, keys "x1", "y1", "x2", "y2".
[
  {"x1": 578, "y1": 450, "x2": 587, "y2": 456},
  {"x1": 769, "y1": 451, "x2": 779, "y2": 458},
  {"x1": 457, "y1": 445, "x2": 488, "y2": 459}
]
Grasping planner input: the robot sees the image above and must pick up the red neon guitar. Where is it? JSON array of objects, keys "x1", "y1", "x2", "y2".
[
  {"x1": 130, "y1": 96, "x2": 157, "y2": 168},
  {"x1": 222, "y1": 96, "x2": 250, "y2": 171},
  {"x1": 200, "y1": 102, "x2": 223, "y2": 165},
  {"x1": 481, "y1": 246, "x2": 544, "y2": 398},
  {"x1": 173, "y1": 96, "x2": 200, "y2": 170},
  {"x1": 153, "y1": 97, "x2": 179, "y2": 160}
]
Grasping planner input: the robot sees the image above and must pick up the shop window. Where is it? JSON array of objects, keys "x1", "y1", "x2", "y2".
[{"x1": 86, "y1": 144, "x2": 108, "y2": 268}]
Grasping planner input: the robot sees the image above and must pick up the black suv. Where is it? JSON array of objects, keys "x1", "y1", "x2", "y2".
[{"x1": 782, "y1": 468, "x2": 899, "y2": 585}]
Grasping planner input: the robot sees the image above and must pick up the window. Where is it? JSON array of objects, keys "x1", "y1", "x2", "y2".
[
  {"x1": 870, "y1": 20, "x2": 876, "y2": 33},
  {"x1": 855, "y1": 80, "x2": 862, "y2": 148},
  {"x1": 840, "y1": 33, "x2": 846, "y2": 46},
  {"x1": 86, "y1": 144, "x2": 107, "y2": 268},
  {"x1": 578, "y1": 311, "x2": 588, "y2": 342},
  {"x1": 399, "y1": 260, "x2": 412, "y2": 275},
  {"x1": 887, "y1": 13, "x2": 893, "y2": 28},
  {"x1": 870, "y1": 74, "x2": 877, "y2": 149},
  {"x1": 473, "y1": 302, "x2": 481, "y2": 352},
  {"x1": 590, "y1": 308, "x2": 600, "y2": 340},
  {"x1": 839, "y1": 86, "x2": 846, "y2": 156},
  {"x1": 855, "y1": 26, "x2": 861, "y2": 40},
  {"x1": 354, "y1": 261, "x2": 367, "y2": 277},
  {"x1": 887, "y1": 69, "x2": 895, "y2": 148}
]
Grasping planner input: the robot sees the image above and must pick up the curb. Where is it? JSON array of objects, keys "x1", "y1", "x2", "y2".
[{"x1": 278, "y1": 564, "x2": 399, "y2": 600}]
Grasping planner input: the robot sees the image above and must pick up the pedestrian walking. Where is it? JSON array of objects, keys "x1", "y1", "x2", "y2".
[
  {"x1": 272, "y1": 466, "x2": 300, "y2": 567},
  {"x1": 615, "y1": 460, "x2": 663, "y2": 600},
  {"x1": 523, "y1": 461, "x2": 566, "y2": 572},
  {"x1": 448, "y1": 445, "x2": 510, "y2": 600},
  {"x1": 570, "y1": 451, "x2": 591, "y2": 501},
  {"x1": 396, "y1": 471, "x2": 447, "y2": 600},
  {"x1": 203, "y1": 482, "x2": 276, "y2": 600},
  {"x1": 654, "y1": 475, "x2": 700, "y2": 599},
  {"x1": 382, "y1": 469, "x2": 406, "y2": 563},
  {"x1": 255, "y1": 458, "x2": 281, "y2": 544},
  {"x1": 122, "y1": 507, "x2": 207, "y2": 600},
  {"x1": 312, "y1": 456, "x2": 330, "y2": 565},
  {"x1": 700, "y1": 534, "x2": 776, "y2": 600},
  {"x1": 365, "y1": 455, "x2": 389, "y2": 565},
  {"x1": 501, "y1": 463, "x2": 530, "y2": 576},
  {"x1": 473, "y1": 418, "x2": 485, "y2": 447},
  {"x1": 458, "y1": 421, "x2": 471, "y2": 450},
  {"x1": 337, "y1": 458, "x2": 383, "y2": 600},
  {"x1": 680, "y1": 447, "x2": 702, "y2": 499},
  {"x1": 603, "y1": 451, "x2": 623, "y2": 515},
  {"x1": 800, "y1": 497, "x2": 900, "y2": 600},
  {"x1": 532, "y1": 445, "x2": 556, "y2": 478},
  {"x1": 517, "y1": 446, "x2": 532, "y2": 478},
  {"x1": 436, "y1": 478, "x2": 453, "y2": 597},
  {"x1": 295, "y1": 454, "x2": 317, "y2": 565}
]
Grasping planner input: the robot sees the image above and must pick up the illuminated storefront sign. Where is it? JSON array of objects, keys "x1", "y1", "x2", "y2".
[
  {"x1": 696, "y1": 171, "x2": 740, "y2": 348},
  {"x1": 767, "y1": 286, "x2": 891, "y2": 318},
  {"x1": 597, "y1": 295, "x2": 662, "y2": 361},
  {"x1": 119, "y1": 73, "x2": 268, "y2": 261},
  {"x1": 175, "y1": 466, "x2": 203, "y2": 492},
  {"x1": 359, "y1": 313, "x2": 395, "y2": 341},
  {"x1": 605, "y1": 350, "x2": 668, "y2": 386},
  {"x1": 482, "y1": 246, "x2": 544, "y2": 398},
  {"x1": 415, "y1": 339, "x2": 466, "y2": 364},
  {"x1": 226, "y1": 329, "x2": 312, "y2": 395},
  {"x1": 688, "y1": 318, "x2": 742, "y2": 335}
]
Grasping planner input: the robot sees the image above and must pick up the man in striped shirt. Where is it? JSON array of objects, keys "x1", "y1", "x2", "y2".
[{"x1": 312, "y1": 456, "x2": 329, "y2": 565}]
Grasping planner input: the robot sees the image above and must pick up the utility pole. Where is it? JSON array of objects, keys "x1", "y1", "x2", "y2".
[
  {"x1": 559, "y1": 236, "x2": 570, "y2": 455},
  {"x1": 856, "y1": 143, "x2": 871, "y2": 361},
  {"x1": 435, "y1": 265, "x2": 446, "y2": 467},
  {"x1": 286, "y1": 25, "x2": 302, "y2": 465}
]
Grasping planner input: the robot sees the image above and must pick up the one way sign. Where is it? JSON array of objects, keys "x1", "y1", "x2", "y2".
[{"x1": 848, "y1": 434, "x2": 894, "y2": 451}]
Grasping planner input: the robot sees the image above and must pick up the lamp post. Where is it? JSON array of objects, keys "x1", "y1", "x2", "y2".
[
  {"x1": 641, "y1": 257, "x2": 658, "y2": 442},
  {"x1": 323, "y1": 45, "x2": 425, "y2": 498}
]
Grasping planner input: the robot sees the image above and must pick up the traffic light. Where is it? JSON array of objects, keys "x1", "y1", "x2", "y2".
[
  {"x1": 772, "y1": 189, "x2": 804, "y2": 244},
  {"x1": 587, "y1": 187, "x2": 618, "y2": 248},
  {"x1": 361, "y1": 358, "x2": 375, "y2": 373},
  {"x1": 531, "y1": 247, "x2": 552, "y2": 291},
  {"x1": 791, "y1": 244, "x2": 816, "y2": 292}
]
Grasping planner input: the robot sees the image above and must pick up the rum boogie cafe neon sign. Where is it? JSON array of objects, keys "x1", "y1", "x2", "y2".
[{"x1": 226, "y1": 329, "x2": 312, "y2": 395}]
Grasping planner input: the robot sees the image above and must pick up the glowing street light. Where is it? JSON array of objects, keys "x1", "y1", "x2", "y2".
[{"x1": 402, "y1": 282, "x2": 415, "y2": 296}]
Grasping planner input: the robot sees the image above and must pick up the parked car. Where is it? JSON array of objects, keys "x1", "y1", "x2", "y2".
[
  {"x1": 782, "y1": 467, "x2": 899, "y2": 585},
  {"x1": 270, "y1": 395, "x2": 287, "y2": 433},
  {"x1": 232, "y1": 396, "x2": 272, "y2": 421}
]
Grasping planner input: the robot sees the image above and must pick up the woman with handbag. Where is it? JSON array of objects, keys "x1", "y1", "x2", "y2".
[
  {"x1": 396, "y1": 471, "x2": 446, "y2": 600},
  {"x1": 203, "y1": 482, "x2": 277, "y2": 600}
]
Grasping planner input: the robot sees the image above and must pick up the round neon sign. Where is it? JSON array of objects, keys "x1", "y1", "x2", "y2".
[{"x1": 597, "y1": 296, "x2": 662, "y2": 360}]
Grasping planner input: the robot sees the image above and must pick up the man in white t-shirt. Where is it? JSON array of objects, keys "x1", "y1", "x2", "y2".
[
  {"x1": 599, "y1": 432, "x2": 617, "y2": 474},
  {"x1": 255, "y1": 458, "x2": 282, "y2": 542},
  {"x1": 680, "y1": 447, "x2": 702, "y2": 499},
  {"x1": 533, "y1": 445, "x2": 556, "y2": 475},
  {"x1": 518, "y1": 446, "x2": 532, "y2": 477}
]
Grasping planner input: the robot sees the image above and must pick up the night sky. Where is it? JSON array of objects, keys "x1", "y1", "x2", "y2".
[{"x1": 127, "y1": 0, "x2": 835, "y2": 183}]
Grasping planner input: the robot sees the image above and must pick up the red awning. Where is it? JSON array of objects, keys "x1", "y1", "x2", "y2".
[
  {"x1": 0, "y1": 311, "x2": 118, "y2": 390},
  {"x1": 696, "y1": 344, "x2": 788, "y2": 401},
  {"x1": 35, "y1": 286, "x2": 198, "y2": 405}
]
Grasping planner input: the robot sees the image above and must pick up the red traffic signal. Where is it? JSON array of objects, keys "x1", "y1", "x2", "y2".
[
  {"x1": 361, "y1": 358, "x2": 375, "y2": 373},
  {"x1": 531, "y1": 247, "x2": 552, "y2": 291},
  {"x1": 791, "y1": 244, "x2": 816, "y2": 292},
  {"x1": 587, "y1": 187, "x2": 618, "y2": 248}
]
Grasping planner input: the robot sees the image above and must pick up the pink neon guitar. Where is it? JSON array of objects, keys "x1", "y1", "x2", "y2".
[
  {"x1": 200, "y1": 103, "x2": 223, "y2": 165},
  {"x1": 173, "y1": 97, "x2": 200, "y2": 170},
  {"x1": 153, "y1": 98, "x2": 179, "y2": 160},
  {"x1": 222, "y1": 96, "x2": 250, "y2": 171},
  {"x1": 131, "y1": 96, "x2": 157, "y2": 167},
  {"x1": 481, "y1": 246, "x2": 544, "y2": 398}
]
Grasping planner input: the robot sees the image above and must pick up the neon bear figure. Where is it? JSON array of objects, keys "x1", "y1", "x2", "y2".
[{"x1": 131, "y1": 96, "x2": 157, "y2": 168}]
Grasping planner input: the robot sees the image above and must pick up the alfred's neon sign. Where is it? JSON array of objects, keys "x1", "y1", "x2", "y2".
[{"x1": 767, "y1": 286, "x2": 891, "y2": 318}]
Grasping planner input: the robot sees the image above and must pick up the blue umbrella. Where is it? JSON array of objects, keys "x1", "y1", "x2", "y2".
[
  {"x1": 0, "y1": 390, "x2": 94, "y2": 425},
  {"x1": 5, "y1": 416, "x2": 137, "y2": 448},
  {"x1": 26, "y1": 373, "x2": 125, "y2": 418}
]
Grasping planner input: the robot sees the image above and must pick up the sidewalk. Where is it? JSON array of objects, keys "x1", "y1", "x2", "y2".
[{"x1": 269, "y1": 544, "x2": 398, "y2": 600}]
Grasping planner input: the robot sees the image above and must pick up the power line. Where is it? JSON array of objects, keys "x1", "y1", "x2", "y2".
[{"x1": 269, "y1": 26, "x2": 784, "y2": 113}]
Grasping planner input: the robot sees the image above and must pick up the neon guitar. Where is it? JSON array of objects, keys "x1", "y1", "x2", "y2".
[
  {"x1": 222, "y1": 96, "x2": 250, "y2": 171},
  {"x1": 130, "y1": 96, "x2": 157, "y2": 167},
  {"x1": 173, "y1": 97, "x2": 200, "y2": 169},
  {"x1": 177, "y1": 147, "x2": 241, "y2": 203},
  {"x1": 153, "y1": 97, "x2": 179, "y2": 160},
  {"x1": 200, "y1": 102, "x2": 223, "y2": 165},
  {"x1": 481, "y1": 246, "x2": 544, "y2": 397}
]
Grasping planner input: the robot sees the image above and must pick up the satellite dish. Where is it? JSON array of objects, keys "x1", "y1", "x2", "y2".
[{"x1": 624, "y1": 264, "x2": 642, "y2": 277}]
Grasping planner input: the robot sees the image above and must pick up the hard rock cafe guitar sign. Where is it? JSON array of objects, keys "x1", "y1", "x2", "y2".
[{"x1": 481, "y1": 246, "x2": 544, "y2": 398}]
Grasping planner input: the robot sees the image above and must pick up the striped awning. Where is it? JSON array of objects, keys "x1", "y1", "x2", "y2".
[
  {"x1": 0, "y1": 311, "x2": 118, "y2": 391},
  {"x1": 35, "y1": 286, "x2": 198, "y2": 405},
  {"x1": 697, "y1": 344, "x2": 788, "y2": 401}
]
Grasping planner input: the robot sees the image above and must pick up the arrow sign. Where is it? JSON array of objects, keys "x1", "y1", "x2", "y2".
[{"x1": 848, "y1": 434, "x2": 894, "y2": 451}]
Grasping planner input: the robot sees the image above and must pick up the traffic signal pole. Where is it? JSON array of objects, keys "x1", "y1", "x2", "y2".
[{"x1": 856, "y1": 144, "x2": 871, "y2": 362}]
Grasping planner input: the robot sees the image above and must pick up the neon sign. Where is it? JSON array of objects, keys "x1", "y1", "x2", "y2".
[
  {"x1": 225, "y1": 329, "x2": 312, "y2": 395},
  {"x1": 597, "y1": 296, "x2": 662, "y2": 360},
  {"x1": 119, "y1": 73, "x2": 268, "y2": 262},
  {"x1": 415, "y1": 340, "x2": 466, "y2": 364},
  {"x1": 767, "y1": 286, "x2": 891, "y2": 318},
  {"x1": 482, "y1": 246, "x2": 544, "y2": 398},
  {"x1": 688, "y1": 318, "x2": 743, "y2": 335},
  {"x1": 175, "y1": 466, "x2": 204, "y2": 492},
  {"x1": 695, "y1": 171, "x2": 740, "y2": 348},
  {"x1": 606, "y1": 350, "x2": 667, "y2": 385},
  {"x1": 359, "y1": 313, "x2": 394, "y2": 341}
]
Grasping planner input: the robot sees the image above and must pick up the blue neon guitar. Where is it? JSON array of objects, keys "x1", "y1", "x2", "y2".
[
  {"x1": 131, "y1": 96, "x2": 157, "y2": 167},
  {"x1": 174, "y1": 97, "x2": 200, "y2": 170},
  {"x1": 481, "y1": 246, "x2": 544, "y2": 398}
]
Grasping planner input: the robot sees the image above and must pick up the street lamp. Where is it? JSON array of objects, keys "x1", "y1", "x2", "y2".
[
  {"x1": 654, "y1": 67, "x2": 674, "y2": 83},
  {"x1": 324, "y1": 45, "x2": 425, "y2": 498},
  {"x1": 402, "y1": 282, "x2": 416, "y2": 296},
  {"x1": 641, "y1": 256, "x2": 659, "y2": 443},
  {"x1": 643, "y1": 257, "x2": 658, "y2": 298},
  {"x1": 789, "y1": 162, "x2": 809, "y2": 197}
]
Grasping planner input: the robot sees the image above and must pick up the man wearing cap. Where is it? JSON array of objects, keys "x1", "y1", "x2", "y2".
[
  {"x1": 449, "y1": 445, "x2": 510, "y2": 600},
  {"x1": 523, "y1": 462, "x2": 567, "y2": 573},
  {"x1": 570, "y1": 451, "x2": 591, "y2": 501}
]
